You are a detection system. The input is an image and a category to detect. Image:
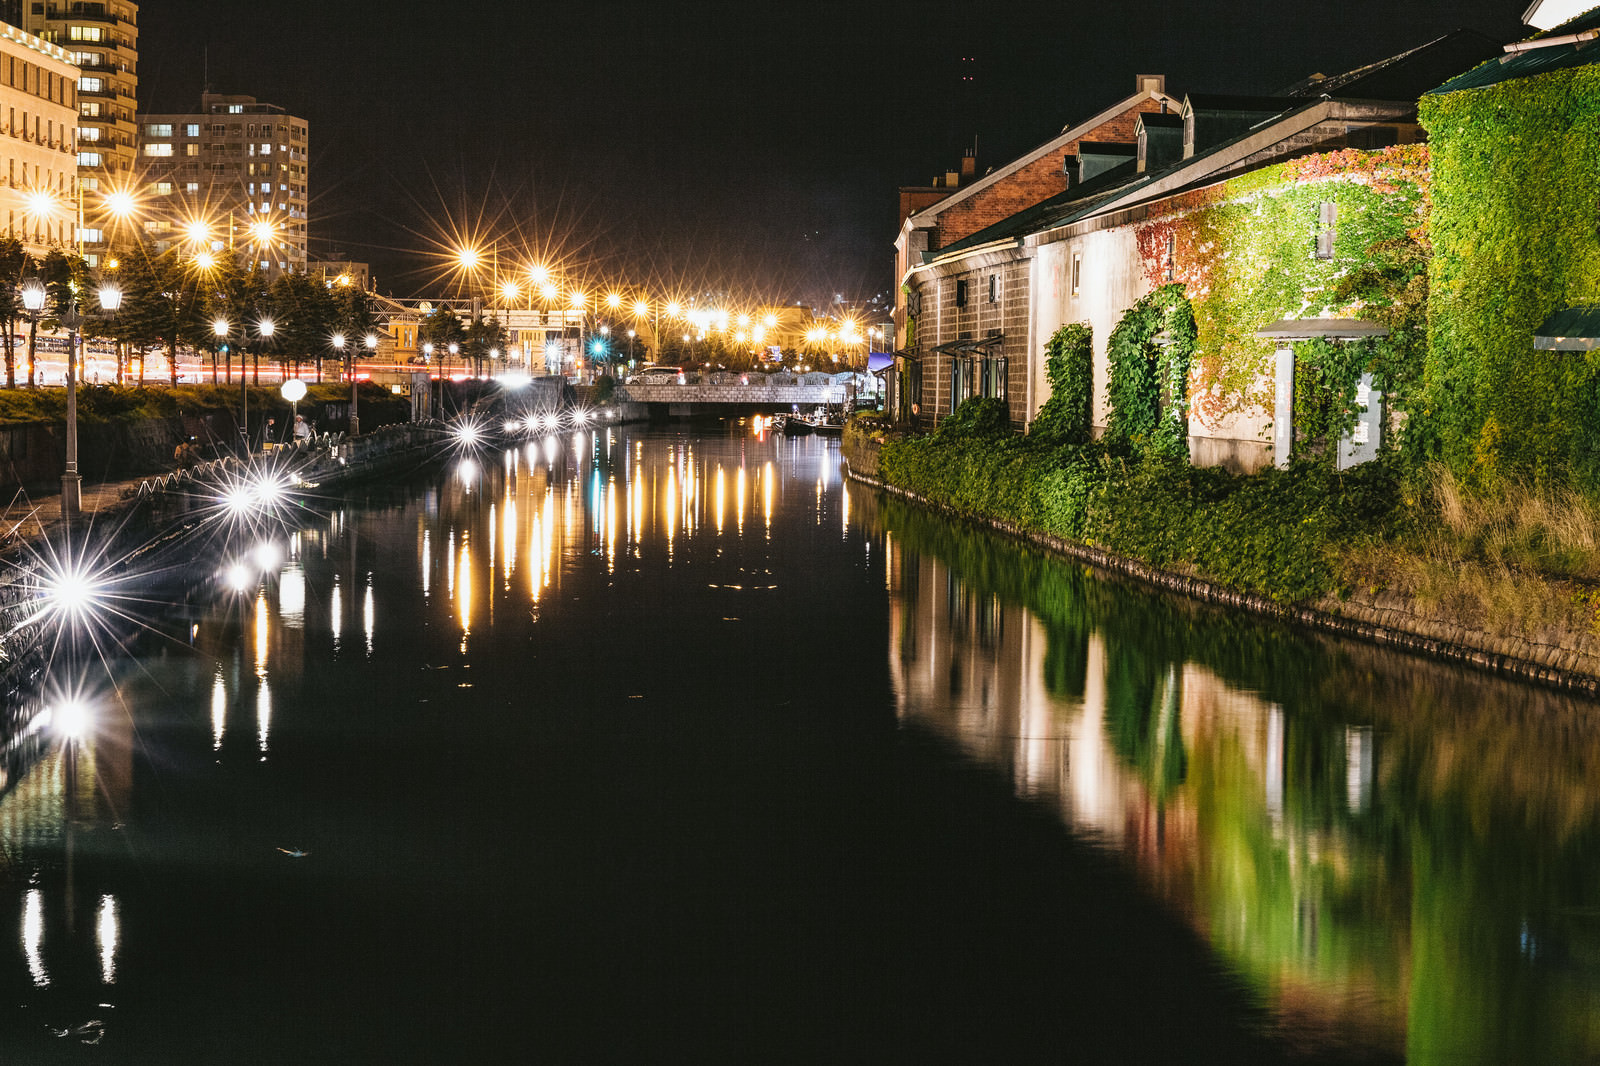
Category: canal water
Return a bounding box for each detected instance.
[0,423,1596,1063]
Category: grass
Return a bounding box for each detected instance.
[1336,464,1600,645]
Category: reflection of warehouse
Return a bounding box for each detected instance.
[884,538,1398,1049]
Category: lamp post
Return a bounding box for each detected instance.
[21,280,44,390]
[54,284,121,522]
[356,333,375,436]
[281,378,306,446]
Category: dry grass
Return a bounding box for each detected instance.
[1336,464,1600,644]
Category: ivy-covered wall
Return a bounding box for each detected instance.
[1131,145,1430,431]
[1418,65,1600,486]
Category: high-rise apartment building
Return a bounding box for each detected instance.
[135,93,308,274]
[14,0,138,267]
[0,23,78,252]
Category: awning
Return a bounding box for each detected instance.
[867,351,894,373]
[929,334,1006,356]
[1253,318,1389,341]
[1534,306,1600,351]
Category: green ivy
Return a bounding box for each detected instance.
[1419,64,1600,487]
[1291,336,1370,462]
[1031,322,1093,444]
[1105,284,1195,459]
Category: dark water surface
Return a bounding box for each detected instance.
[1,424,1597,1063]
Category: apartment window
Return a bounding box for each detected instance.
[154,181,173,196]
[260,143,272,154]
[1071,253,1082,296]
[185,143,198,156]
[145,123,172,137]
[79,101,99,117]
[69,25,103,41]
[954,279,968,308]
[143,142,172,157]
[78,77,103,93]
[184,123,199,136]
[1315,201,1337,259]
[77,151,101,166]
[185,182,199,194]
[209,123,225,135]
[79,126,100,141]
[988,275,998,303]
[227,105,243,114]
[78,227,102,242]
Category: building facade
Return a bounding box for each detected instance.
[16,0,138,267]
[0,22,76,252]
[892,32,1497,469]
[135,92,308,274]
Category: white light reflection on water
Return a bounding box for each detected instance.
[502,499,517,587]
[363,576,375,657]
[23,888,47,987]
[211,669,227,751]
[97,894,118,984]
[737,465,746,536]
[256,683,272,758]
[446,530,457,597]
[420,528,431,599]
[330,578,343,651]
[605,477,617,573]
[715,465,725,535]
[763,461,775,534]
[255,591,271,757]
[278,565,305,628]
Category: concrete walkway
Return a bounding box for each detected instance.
[1,474,158,553]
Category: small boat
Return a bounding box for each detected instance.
[781,416,814,435]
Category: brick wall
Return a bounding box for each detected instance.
[933,99,1169,250]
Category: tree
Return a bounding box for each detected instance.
[331,282,378,381]
[0,238,28,388]
[112,249,204,386]
[266,271,336,379]
[462,312,507,377]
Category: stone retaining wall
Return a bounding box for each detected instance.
[842,439,1600,696]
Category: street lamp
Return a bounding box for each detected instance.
[356,333,376,435]
[281,378,306,446]
[55,284,121,522]
[20,280,45,389]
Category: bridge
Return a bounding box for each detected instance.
[611,372,851,416]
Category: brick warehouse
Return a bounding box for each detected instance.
[890,30,1499,465]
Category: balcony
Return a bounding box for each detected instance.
[46,5,128,26]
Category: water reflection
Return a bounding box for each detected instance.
[875,496,1600,1064]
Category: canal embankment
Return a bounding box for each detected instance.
[843,424,1600,695]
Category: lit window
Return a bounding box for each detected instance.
[77,151,101,166]
[78,77,103,92]
[145,123,172,137]
[185,182,199,193]
[78,126,100,141]
[185,143,198,156]
[260,143,271,154]
[142,142,172,157]
[79,101,100,117]
[68,25,103,41]
[154,181,173,196]
[77,227,102,242]
[227,105,243,114]
[184,123,199,136]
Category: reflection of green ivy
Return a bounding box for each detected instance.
[1106,284,1195,458]
[1032,322,1093,444]
[1420,65,1600,487]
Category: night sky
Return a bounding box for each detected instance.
[135,1,1529,303]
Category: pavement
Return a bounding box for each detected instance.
[1,472,172,555]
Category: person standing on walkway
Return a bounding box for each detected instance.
[293,414,311,443]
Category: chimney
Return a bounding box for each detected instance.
[961,148,977,179]
[945,170,960,187]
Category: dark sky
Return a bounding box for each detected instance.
[136,1,1529,303]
